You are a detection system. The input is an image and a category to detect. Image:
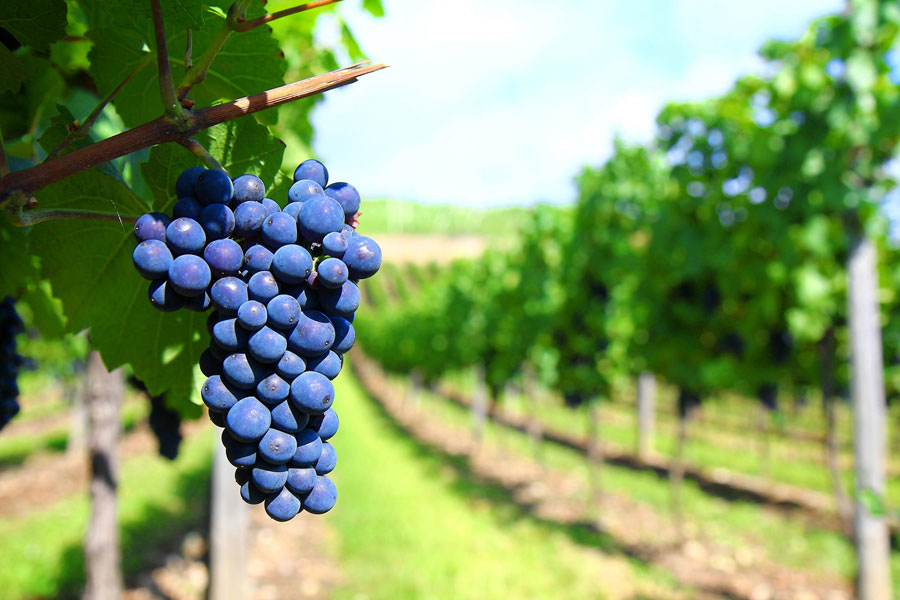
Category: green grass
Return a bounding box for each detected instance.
[327,369,680,600]
[0,427,213,599]
[0,399,149,468]
[396,374,899,587]
[358,198,534,235]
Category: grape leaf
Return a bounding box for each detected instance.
[0,0,67,52]
[0,217,37,297]
[362,0,385,18]
[0,45,27,93]
[28,169,205,401]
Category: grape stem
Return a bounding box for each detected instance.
[178,137,226,173]
[185,28,193,71]
[0,62,386,204]
[233,0,343,32]
[46,54,154,161]
[150,0,185,121]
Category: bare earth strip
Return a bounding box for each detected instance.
[377,234,487,265]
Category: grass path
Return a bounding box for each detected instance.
[325,370,679,600]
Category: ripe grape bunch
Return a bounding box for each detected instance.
[131,159,382,521]
[0,297,24,431]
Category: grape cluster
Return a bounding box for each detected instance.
[131,159,382,520]
[0,297,24,431]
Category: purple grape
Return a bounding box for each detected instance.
[258,428,298,464]
[201,375,239,412]
[148,280,183,312]
[240,480,266,504]
[304,476,337,514]
[270,399,308,432]
[285,467,317,495]
[248,326,287,364]
[343,235,382,279]
[321,232,348,258]
[290,428,323,465]
[316,281,360,316]
[168,254,211,297]
[289,371,334,414]
[330,317,355,354]
[265,487,301,521]
[271,245,313,284]
[275,351,305,381]
[248,271,280,304]
[316,257,348,289]
[287,310,335,357]
[237,300,267,331]
[297,196,344,242]
[256,373,290,404]
[261,212,298,249]
[227,396,271,442]
[176,166,205,198]
[195,169,234,205]
[232,174,266,204]
[222,430,257,468]
[173,196,204,220]
[213,318,250,351]
[199,349,221,377]
[203,238,243,278]
[282,202,302,219]
[308,408,338,440]
[288,179,324,203]
[251,461,287,493]
[199,203,236,240]
[222,353,266,389]
[182,291,212,312]
[244,243,274,274]
[315,442,336,475]
[306,351,342,380]
[165,217,206,256]
[266,295,300,330]
[133,239,173,280]
[324,182,360,218]
[261,198,281,215]
[210,277,248,315]
[234,201,268,238]
[293,159,328,187]
[133,212,170,242]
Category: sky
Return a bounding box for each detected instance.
[311,1,845,207]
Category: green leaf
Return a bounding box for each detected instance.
[362,0,385,18]
[0,0,67,52]
[20,280,66,340]
[0,46,27,93]
[28,169,205,401]
[0,216,37,297]
[340,21,365,62]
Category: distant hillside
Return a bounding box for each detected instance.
[355,198,535,235]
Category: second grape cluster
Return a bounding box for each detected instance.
[131,159,382,521]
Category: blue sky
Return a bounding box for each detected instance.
[311,1,844,207]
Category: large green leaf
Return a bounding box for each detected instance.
[0,0,67,52]
[85,3,285,129]
[0,46,27,93]
[0,217,37,297]
[28,169,205,401]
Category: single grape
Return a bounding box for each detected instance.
[232,174,266,204]
[265,487,301,521]
[330,317,355,354]
[282,202,302,219]
[203,238,244,278]
[201,375,239,412]
[251,462,288,493]
[222,430,257,468]
[271,245,313,284]
[133,212,170,242]
[306,351,342,380]
[297,196,344,242]
[308,408,338,440]
[208,410,227,428]
[226,396,271,442]
[222,353,266,389]
[240,480,267,504]
[315,442,336,475]
[270,399,308,432]
[288,179,324,203]
[291,428,323,466]
[213,318,250,351]
[176,166,206,198]
[275,351,305,381]
[234,201,268,239]
[266,294,300,330]
[133,239,173,280]
[248,326,287,364]
[316,281,361,316]
[182,291,212,312]
[287,310,335,357]
[261,198,281,215]
[173,196,204,220]
[289,371,334,414]
[324,182,361,218]
[165,217,206,256]
[256,373,290,404]
[321,231,348,258]
[285,467,317,495]
[244,243,274,274]
[258,428,298,464]
[237,300,267,331]
[343,235,382,279]
[195,169,234,205]
[148,280,184,312]
[293,159,329,187]
[261,212,298,248]
[168,255,211,297]
[316,257,349,289]
[248,271,280,304]
[303,476,337,514]
[199,203,236,240]
[210,277,249,315]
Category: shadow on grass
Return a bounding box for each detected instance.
[0,418,143,470]
[51,451,212,599]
